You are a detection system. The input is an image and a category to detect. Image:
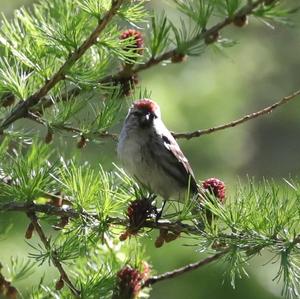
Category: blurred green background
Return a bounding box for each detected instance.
[1,0,300,298]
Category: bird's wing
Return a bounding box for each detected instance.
[157,127,198,194]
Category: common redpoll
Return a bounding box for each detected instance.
[117,99,199,203]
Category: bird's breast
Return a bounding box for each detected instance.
[117,128,145,175]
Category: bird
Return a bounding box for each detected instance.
[117,99,201,210]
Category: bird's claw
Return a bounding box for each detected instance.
[155,199,167,223]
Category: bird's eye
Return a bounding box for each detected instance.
[132,111,143,117]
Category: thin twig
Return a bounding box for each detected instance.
[27,112,118,140]
[30,88,300,142]
[173,89,300,139]
[143,249,229,288]
[109,216,200,235]
[27,212,81,297]
[0,0,124,132]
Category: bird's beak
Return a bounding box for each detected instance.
[144,113,151,121]
[140,112,154,127]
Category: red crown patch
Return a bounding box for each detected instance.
[133,99,158,113]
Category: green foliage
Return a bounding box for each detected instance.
[170,19,205,56]
[6,257,36,283]
[76,0,112,19]
[254,1,299,26]
[0,0,295,141]
[76,243,147,299]
[1,140,299,298]
[198,180,300,298]
[97,24,142,64]
[0,0,299,298]
[148,12,171,58]
[0,142,56,202]
[67,48,109,86]
[0,57,32,100]
[118,0,148,23]
[0,0,148,140]
[85,93,122,133]
[216,0,243,17]
[174,0,215,28]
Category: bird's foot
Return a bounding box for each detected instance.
[148,193,157,202]
[155,200,167,223]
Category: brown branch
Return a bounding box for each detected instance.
[3,201,300,245]
[2,199,300,293]
[20,0,288,143]
[1,201,80,218]
[143,249,229,288]
[109,216,200,235]
[27,212,81,297]
[3,201,300,247]
[0,267,19,298]
[0,201,199,235]
[173,89,300,139]
[0,0,124,132]
[101,0,265,81]
[25,0,266,115]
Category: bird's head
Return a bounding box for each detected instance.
[126,99,161,128]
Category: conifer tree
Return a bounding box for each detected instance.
[0,0,299,298]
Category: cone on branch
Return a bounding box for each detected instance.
[202,178,226,224]
[117,74,139,97]
[120,29,144,55]
[0,271,18,299]
[55,276,64,291]
[25,222,35,239]
[171,53,187,63]
[53,216,69,231]
[6,286,18,299]
[155,228,180,247]
[113,262,150,299]
[120,198,157,241]
[205,31,220,45]
[1,93,15,108]
[77,135,87,149]
[202,178,226,202]
[233,15,249,27]
[44,129,53,144]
